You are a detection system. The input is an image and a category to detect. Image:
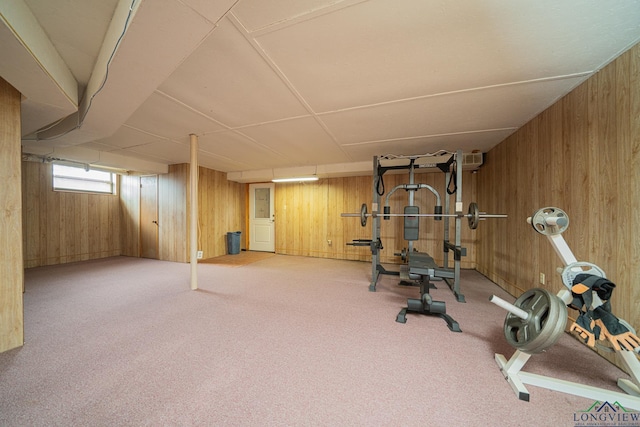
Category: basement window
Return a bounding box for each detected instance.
[52,164,116,195]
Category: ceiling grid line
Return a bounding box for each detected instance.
[8,0,640,177]
[227,11,353,160]
[316,72,596,117]
[341,127,521,147]
[244,0,370,37]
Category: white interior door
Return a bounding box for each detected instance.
[249,183,275,252]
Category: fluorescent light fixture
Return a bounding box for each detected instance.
[272,176,319,183]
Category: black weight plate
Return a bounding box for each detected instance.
[360,203,368,227]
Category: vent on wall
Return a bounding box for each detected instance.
[462,152,484,170]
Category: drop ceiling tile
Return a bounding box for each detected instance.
[167,134,260,171]
[107,147,172,165]
[232,0,359,32]
[198,151,251,172]
[125,139,192,164]
[92,125,161,149]
[21,100,73,136]
[237,116,350,165]
[126,92,226,139]
[77,141,120,152]
[198,130,294,170]
[81,0,217,135]
[159,17,308,128]
[181,0,238,24]
[255,0,640,112]
[342,129,516,161]
[320,76,585,145]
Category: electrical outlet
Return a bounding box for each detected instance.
[539,272,545,285]
[197,250,203,259]
[327,239,332,246]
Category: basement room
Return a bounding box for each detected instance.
[1,1,640,426]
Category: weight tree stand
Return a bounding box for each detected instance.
[492,207,640,410]
[368,150,467,302]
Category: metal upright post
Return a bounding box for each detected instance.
[407,160,415,254]
[442,170,450,270]
[370,155,380,291]
[453,149,464,302]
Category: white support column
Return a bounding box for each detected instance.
[190,134,198,290]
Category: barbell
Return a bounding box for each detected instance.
[341,202,507,230]
[491,289,567,354]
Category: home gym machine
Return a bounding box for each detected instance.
[342,150,506,330]
[490,207,640,410]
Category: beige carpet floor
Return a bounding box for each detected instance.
[1,255,636,426]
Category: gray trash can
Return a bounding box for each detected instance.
[226,231,241,255]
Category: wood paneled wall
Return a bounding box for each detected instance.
[152,164,246,263]
[158,164,188,262]
[274,169,478,268]
[118,164,246,263]
[275,176,373,260]
[120,175,141,257]
[22,161,121,268]
[198,167,245,259]
[0,78,23,352]
[477,43,640,363]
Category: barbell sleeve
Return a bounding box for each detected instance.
[489,295,529,320]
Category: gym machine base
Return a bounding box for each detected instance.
[491,207,640,411]
[395,252,461,332]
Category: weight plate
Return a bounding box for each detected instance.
[560,262,606,291]
[360,203,368,227]
[529,207,569,235]
[468,202,479,229]
[504,288,568,354]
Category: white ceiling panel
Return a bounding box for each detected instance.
[341,129,517,161]
[126,91,226,139]
[236,116,351,165]
[320,76,586,146]
[124,139,191,164]
[198,131,291,169]
[92,125,163,149]
[181,0,239,24]
[158,17,309,128]
[77,140,121,153]
[107,146,173,165]
[254,0,640,112]
[197,150,251,172]
[20,99,74,136]
[10,0,640,178]
[231,0,362,32]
